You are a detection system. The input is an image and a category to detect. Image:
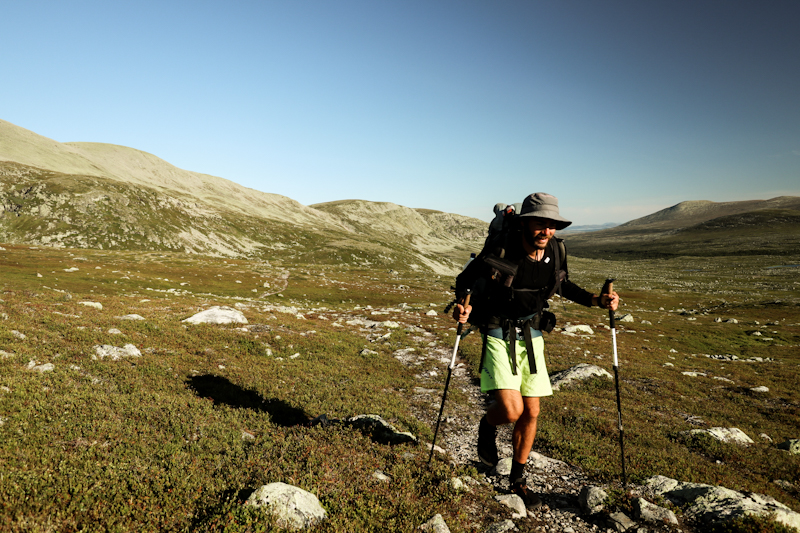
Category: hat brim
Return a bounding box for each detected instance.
[518,212,572,230]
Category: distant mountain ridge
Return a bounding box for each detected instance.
[566,197,800,258]
[0,119,486,273]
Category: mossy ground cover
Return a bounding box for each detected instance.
[1,244,799,531]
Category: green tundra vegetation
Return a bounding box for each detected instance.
[1,242,798,532]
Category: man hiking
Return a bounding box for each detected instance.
[452,192,619,508]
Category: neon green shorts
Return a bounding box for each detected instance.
[480,330,553,397]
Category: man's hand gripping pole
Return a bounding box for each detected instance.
[428,290,471,464]
[603,278,627,487]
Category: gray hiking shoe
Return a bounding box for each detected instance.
[477,417,498,467]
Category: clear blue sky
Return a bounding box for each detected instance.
[3,1,798,225]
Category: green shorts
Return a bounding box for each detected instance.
[480,330,553,398]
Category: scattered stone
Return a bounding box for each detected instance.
[634,497,678,525]
[607,511,636,532]
[616,314,634,323]
[425,310,437,316]
[760,433,773,443]
[482,519,517,533]
[579,485,608,514]
[372,470,390,482]
[27,361,54,373]
[241,430,255,441]
[682,372,706,377]
[360,349,378,356]
[108,328,123,335]
[750,331,762,336]
[183,306,247,325]
[380,321,400,328]
[117,314,145,320]
[726,318,739,324]
[346,414,417,445]
[11,330,26,340]
[246,482,327,530]
[78,301,103,310]
[714,317,722,323]
[420,514,450,533]
[93,344,142,361]
[774,480,796,491]
[64,267,79,272]
[550,364,612,391]
[494,457,513,477]
[750,386,769,393]
[563,325,594,335]
[777,440,800,455]
[0,350,14,359]
[495,493,527,518]
[449,477,465,491]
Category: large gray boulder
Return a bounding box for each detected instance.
[579,486,608,514]
[183,306,247,325]
[689,427,754,446]
[246,482,327,530]
[646,475,800,529]
[550,364,612,391]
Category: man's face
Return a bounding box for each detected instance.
[525,218,557,249]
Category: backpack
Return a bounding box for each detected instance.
[454,203,567,331]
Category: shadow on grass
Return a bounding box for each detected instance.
[186,374,309,427]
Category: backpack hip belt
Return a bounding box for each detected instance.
[479,316,539,376]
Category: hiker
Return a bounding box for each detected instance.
[452,192,618,509]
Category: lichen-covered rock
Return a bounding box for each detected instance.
[778,439,800,454]
[346,414,417,445]
[634,497,678,525]
[646,475,800,530]
[420,513,451,533]
[93,344,141,361]
[246,482,327,530]
[579,486,608,514]
[183,306,247,325]
[550,364,612,391]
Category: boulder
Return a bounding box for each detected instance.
[247,482,326,529]
[550,364,612,391]
[183,306,247,325]
[646,475,800,530]
[690,427,754,446]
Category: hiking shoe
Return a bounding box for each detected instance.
[511,482,542,509]
[477,417,498,467]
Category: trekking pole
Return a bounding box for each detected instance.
[428,290,471,464]
[603,278,627,487]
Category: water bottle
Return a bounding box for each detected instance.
[462,253,476,271]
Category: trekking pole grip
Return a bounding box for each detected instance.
[601,278,615,328]
[456,291,471,335]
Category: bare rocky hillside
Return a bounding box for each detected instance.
[0,119,486,272]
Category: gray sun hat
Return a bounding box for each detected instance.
[518,192,572,230]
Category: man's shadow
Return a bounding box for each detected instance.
[186,374,309,427]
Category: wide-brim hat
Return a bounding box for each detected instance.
[518,192,572,230]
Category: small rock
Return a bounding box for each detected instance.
[27,361,55,373]
[483,519,517,533]
[108,328,123,335]
[608,511,636,532]
[494,457,513,477]
[550,364,612,391]
[726,318,739,324]
[634,497,678,525]
[78,301,103,310]
[420,513,451,533]
[246,482,327,530]
[11,330,26,340]
[425,310,437,316]
[93,344,142,361]
[750,386,769,393]
[372,470,390,482]
[579,485,608,514]
[777,440,800,455]
[183,306,247,325]
[616,314,634,323]
[495,494,527,518]
[689,427,754,446]
[564,324,594,335]
[117,314,145,321]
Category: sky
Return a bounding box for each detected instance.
[2,1,799,225]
